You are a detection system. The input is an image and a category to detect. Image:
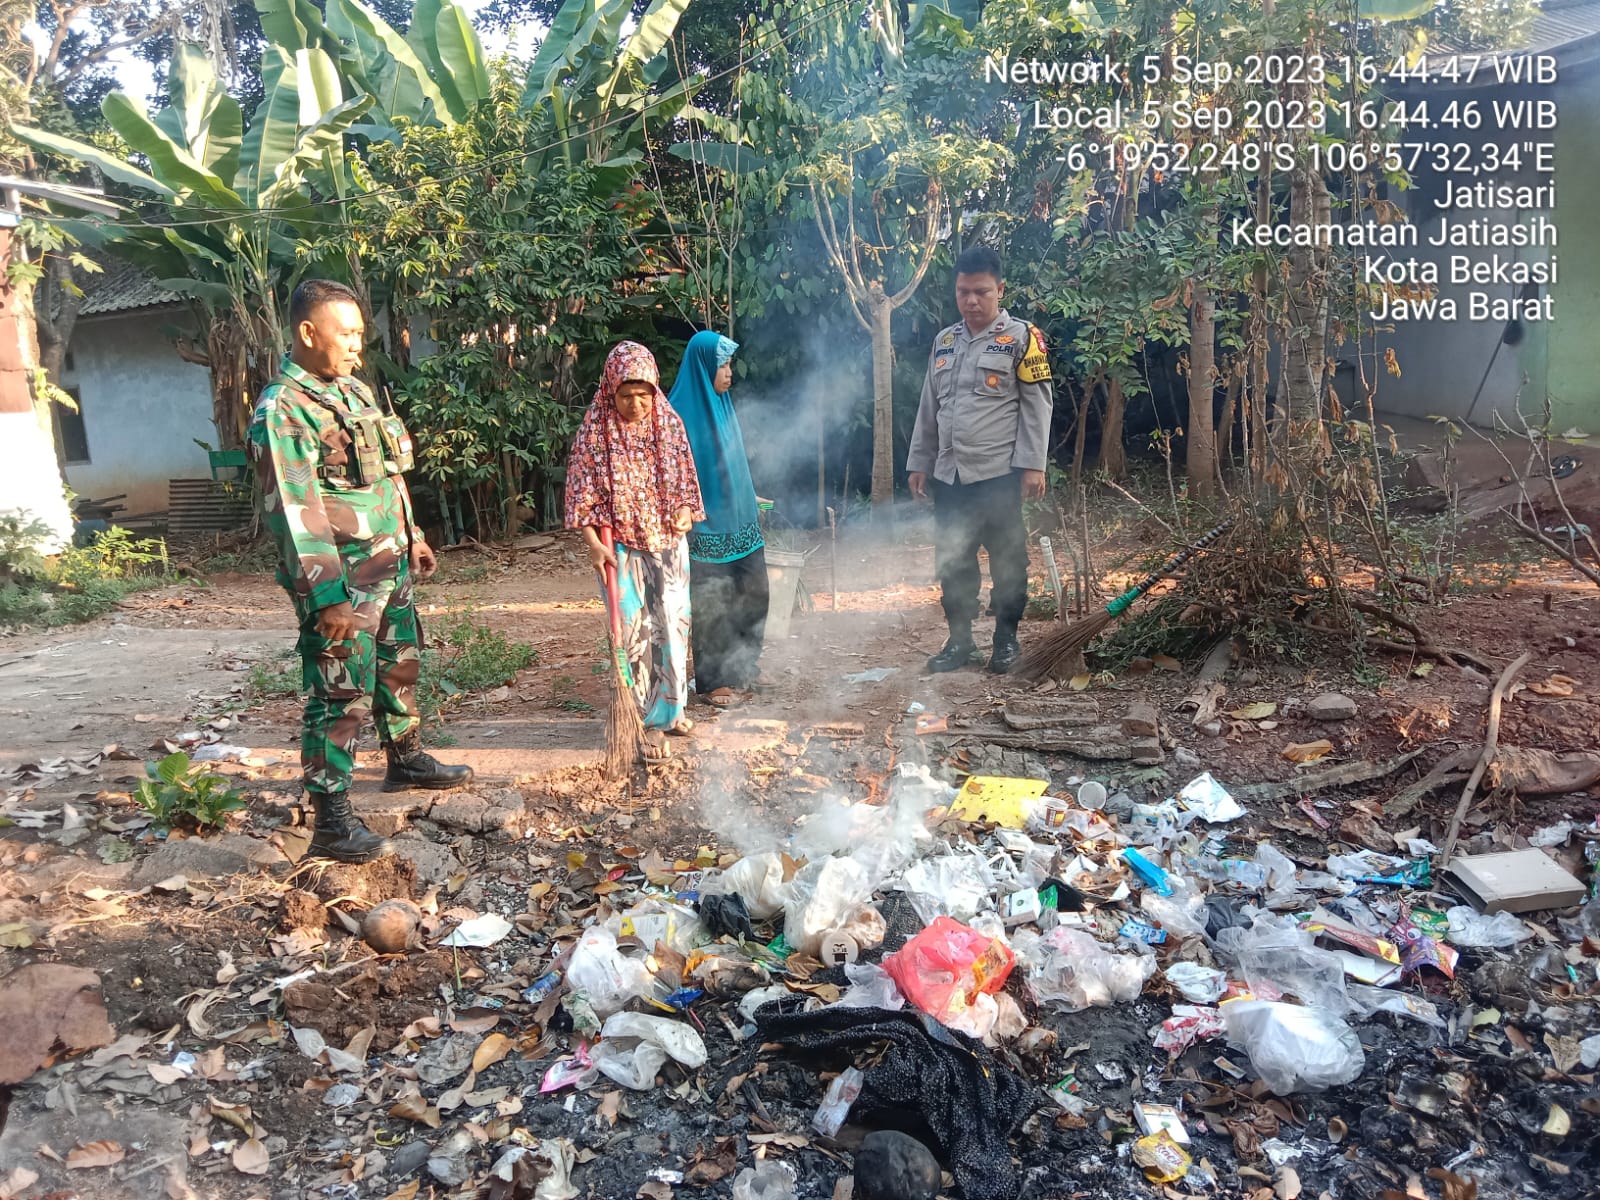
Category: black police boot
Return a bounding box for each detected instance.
[988,623,1022,674]
[383,729,475,792]
[308,791,392,863]
[926,625,979,674]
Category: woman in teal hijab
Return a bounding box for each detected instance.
[667,331,769,702]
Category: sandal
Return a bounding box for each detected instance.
[706,688,740,709]
[641,731,672,764]
[665,717,696,737]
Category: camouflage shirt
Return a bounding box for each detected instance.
[249,359,417,612]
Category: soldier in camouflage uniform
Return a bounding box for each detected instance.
[250,279,472,863]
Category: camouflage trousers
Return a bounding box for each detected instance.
[291,567,421,796]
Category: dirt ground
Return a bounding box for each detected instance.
[2,507,1598,1200]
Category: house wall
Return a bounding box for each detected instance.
[1544,73,1600,434]
[60,308,215,514]
[1371,66,1598,435]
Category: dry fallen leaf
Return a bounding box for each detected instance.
[388,1088,442,1129]
[232,1139,269,1176]
[66,1140,126,1169]
[1412,661,1434,678]
[472,1032,513,1073]
[597,1091,623,1127]
[1529,674,1577,697]
[1543,1103,1571,1136]
[637,1183,674,1200]
[1068,673,1091,691]
[1229,702,1278,720]
[1282,739,1334,763]
[1152,654,1182,672]
[0,1167,41,1198]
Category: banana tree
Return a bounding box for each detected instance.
[522,0,698,173]
[14,39,373,448]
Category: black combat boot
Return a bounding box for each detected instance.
[383,729,474,792]
[988,622,1022,674]
[926,624,979,674]
[308,791,392,863]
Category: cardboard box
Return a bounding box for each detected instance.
[1443,849,1586,914]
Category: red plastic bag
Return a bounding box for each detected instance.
[883,916,1015,1025]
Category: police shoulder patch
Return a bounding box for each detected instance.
[937,329,957,349]
[1017,324,1052,384]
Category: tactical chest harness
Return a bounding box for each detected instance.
[304,382,415,487]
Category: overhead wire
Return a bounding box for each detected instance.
[28,0,878,233]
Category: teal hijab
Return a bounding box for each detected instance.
[667,331,764,563]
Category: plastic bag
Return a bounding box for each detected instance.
[1222,1000,1364,1094]
[783,857,872,956]
[731,1160,797,1200]
[1446,905,1533,948]
[813,1065,865,1136]
[838,904,886,951]
[591,1011,707,1090]
[901,851,994,925]
[606,898,705,956]
[882,915,1015,1028]
[1024,927,1155,1011]
[701,853,787,920]
[1164,962,1227,1004]
[1141,878,1207,937]
[1217,915,1349,1017]
[847,763,948,886]
[836,961,905,1010]
[566,927,655,1018]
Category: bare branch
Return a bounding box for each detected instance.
[887,190,942,309]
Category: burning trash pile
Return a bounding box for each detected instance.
[497,765,1599,1198]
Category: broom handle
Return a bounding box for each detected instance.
[598,527,631,683]
[1105,522,1231,616]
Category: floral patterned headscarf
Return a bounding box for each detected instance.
[564,342,704,553]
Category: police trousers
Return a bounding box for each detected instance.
[932,470,1029,633]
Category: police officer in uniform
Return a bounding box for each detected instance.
[906,246,1053,674]
[250,279,472,863]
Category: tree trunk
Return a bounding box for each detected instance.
[1217,365,1243,467]
[1187,279,1218,500]
[868,285,895,508]
[1068,373,1094,495]
[35,255,82,384]
[1099,377,1127,478]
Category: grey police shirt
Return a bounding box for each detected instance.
[904,308,1054,486]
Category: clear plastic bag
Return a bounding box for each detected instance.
[700,853,787,920]
[591,1011,708,1090]
[566,926,655,1018]
[606,898,705,956]
[901,850,994,925]
[1141,878,1207,937]
[1217,914,1349,1016]
[1446,905,1533,948]
[1164,961,1227,1003]
[731,1160,797,1200]
[1025,927,1155,1011]
[782,856,872,956]
[1221,1000,1364,1094]
[836,961,905,1010]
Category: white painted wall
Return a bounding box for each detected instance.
[60,308,215,514]
[0,411,73,552]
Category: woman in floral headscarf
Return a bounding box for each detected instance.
[566,342,705,743]
[667,331,769,706]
